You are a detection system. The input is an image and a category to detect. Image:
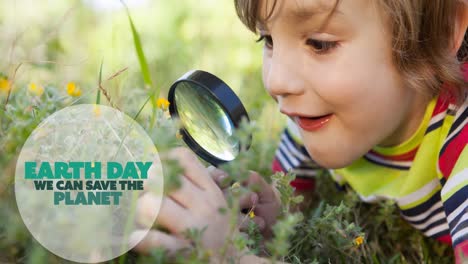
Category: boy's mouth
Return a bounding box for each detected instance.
[294,114,333,131]
[279,109,333,131]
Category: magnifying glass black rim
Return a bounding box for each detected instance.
[168,70,251,166]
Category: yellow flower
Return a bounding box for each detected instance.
[28,83,44,96]
[231,182,241,189]
[354,236,364,247]
[67,82,82,97]
[0,77,11,93]
[156,98,170,110]
[176,131,183,139]
[249,211,255,219]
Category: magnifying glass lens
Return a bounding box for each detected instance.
[174,82,239,161]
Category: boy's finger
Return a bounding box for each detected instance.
[136,192,163,228]
[207,166,229,188]
[241,171,279,204]
[240,171,268,189]
[130,229,192,256]
[157,197,192,233]
[238,213,265,232]
[239,192,258,209]
[137,194,189,232]
[169,147,218,192]
[168,176,206,209]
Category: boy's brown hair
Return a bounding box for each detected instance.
[234,0,468,104]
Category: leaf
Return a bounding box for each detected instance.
[133,93,152,120]
[291,195,304,204]
[120,0,159,99]
[96,59,103,104]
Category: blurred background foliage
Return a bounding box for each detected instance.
[0,0,456,263]
[0,0,285,195]
[0,0,278,122]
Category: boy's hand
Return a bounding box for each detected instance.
[131,147,235,258]
[209,167,281,240]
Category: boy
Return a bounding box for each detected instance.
[133,0,468,263]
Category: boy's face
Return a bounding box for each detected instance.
[260,0,427,168]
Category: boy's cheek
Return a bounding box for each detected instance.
[309,62,379,106]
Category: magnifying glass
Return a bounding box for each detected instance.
[168,70,251,166]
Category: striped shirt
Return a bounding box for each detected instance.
[272,89,468,259]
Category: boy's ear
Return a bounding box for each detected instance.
[452,1,468,56]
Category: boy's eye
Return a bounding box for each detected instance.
[306,39,338,54]
[256,35,273,49]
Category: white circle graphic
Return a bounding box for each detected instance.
[15,104,164,263]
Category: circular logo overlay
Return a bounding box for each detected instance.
[15,104,164,263]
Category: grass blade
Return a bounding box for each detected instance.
[120,0,159,99]
[96,59,103,104]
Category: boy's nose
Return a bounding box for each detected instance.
[263,53,305,98]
